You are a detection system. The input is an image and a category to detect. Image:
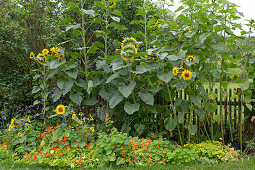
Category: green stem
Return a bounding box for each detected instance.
[166,83,183,146]
[80,0,88,84]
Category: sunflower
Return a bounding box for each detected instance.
[109,2,116,8]
[8,124,14,131]
[11,118,15,124]
[78,121,82,125]
[50,47,56,53]
[56,105,65,115]
[36,53,47,64]
[156,19,164,28]
[89,113,94,120]
[18,132,22,137]
[173,67,178,76]
[182,70,192,80]
[27,116,31,123]
[30,52,34,59]
[90,126,95,132]
[42,49,49,54]
[72,114,76,119]
[186,55,195,63]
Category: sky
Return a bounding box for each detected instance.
[154,0,255,36]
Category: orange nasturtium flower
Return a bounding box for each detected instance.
[56,105,65,115]
[33,155,38,160]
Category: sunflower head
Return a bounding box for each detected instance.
[42,49,49,54]
[78,121,82,125]
[90,126,95,132]
[18,132,22,137]
[72,114,76,119]
[56,105,65,115]
[186,55,195,63]
[8,124,14,131]
[173,67,178,76]
[27,116,31,123]
[30,52,34,59]
[182,70,192,80]
[109,2,116,8]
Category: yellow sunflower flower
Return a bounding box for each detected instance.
[18,132,22,137]
[78,121,82,125]
[72,114,76,119]
[156,19,164,28]
[173,67,178,76]
[30,52,34,59]
[186,55,195,63]
[42,49,49,54]
[109,2,116,8]
[27,116,31,123]
[11,118,15,124]
[56,105,65,115]
[8,124,14,131]
[50,47,56,53]
[182,70,192,80]
[89,113,94,120]
[90,126,95,132]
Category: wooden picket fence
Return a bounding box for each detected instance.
[153,87,246,141]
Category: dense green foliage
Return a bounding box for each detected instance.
[0,0,254,168]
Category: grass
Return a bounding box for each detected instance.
[203,79,253,90]
[0,157,255,170]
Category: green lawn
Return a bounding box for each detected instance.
[203,79,253,91]
[0,158,255,170]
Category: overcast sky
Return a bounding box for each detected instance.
[156,0,255,35]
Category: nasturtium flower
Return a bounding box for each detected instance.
[182,70,192,80]
[18,132,22,137]
[186,55,195,63]
[90,126,95,132]
[105,116,109,120]
[109,2,116,8]
[173,67,178,76]
[30,52,34,59]
[33,155,38,160]
[27,116,31,123]
[72,114,76,119]
[42,49,49,54]
[56,105,65,115]
[188,28,192,33]
[78,121,82,124]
